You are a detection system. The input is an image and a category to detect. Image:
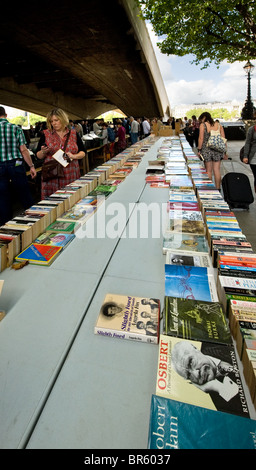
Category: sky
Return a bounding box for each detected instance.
[147,23,256,111]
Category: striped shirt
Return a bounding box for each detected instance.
[0,118,27,162]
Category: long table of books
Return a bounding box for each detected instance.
[0,136,256,449]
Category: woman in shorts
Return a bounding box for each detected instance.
[197,112,227,190]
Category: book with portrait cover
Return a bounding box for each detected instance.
[148,395,256,449]
[163,296,231,344]
[165,264,218,302]
[15,243,62,266]
[156,335,250,418]
[94,293,160,344]
[165,249,212,268]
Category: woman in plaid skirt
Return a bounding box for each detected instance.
[36,108,85,199]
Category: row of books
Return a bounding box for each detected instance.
[91,134,256,448]
[0,139,155,270]
[150,135,256,448]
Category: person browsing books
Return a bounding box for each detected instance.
[36,108,85,199]
[197,112,228,190]
[0,106,37,225]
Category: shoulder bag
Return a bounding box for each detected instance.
[42,131,71,182]
[207,124,227,153]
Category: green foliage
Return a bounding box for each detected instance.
[137,0,256,68]
[10,113,45,127]
[10,116,26,126]
[185,108,239,120]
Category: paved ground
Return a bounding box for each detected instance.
[220,139,256,252]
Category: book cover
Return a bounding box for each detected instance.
[163,233,209,254]
[165,249,212,268]
[163,296,231,344]
[156,335,250,418]
[15,243,62,266]
[34,232,75,249]
[148,395,256,449]
[168,202,199,212]
[46,220,80,234]
[167,219,205,235]
[165,264,218,302]
[57,204,97,224]
[168,210,203,221]
[94,293,160,344]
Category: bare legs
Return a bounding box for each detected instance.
[205,160,221,190]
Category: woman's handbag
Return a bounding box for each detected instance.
[42,160,64,181]
[42,131,71,182]
[207,125,226,153]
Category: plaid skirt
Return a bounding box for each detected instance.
[41,160,80,199]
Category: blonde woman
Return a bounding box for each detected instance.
[37,108,85,198]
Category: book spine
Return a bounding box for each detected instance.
[94,327,158,344]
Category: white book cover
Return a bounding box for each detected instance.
[52,149,69,167]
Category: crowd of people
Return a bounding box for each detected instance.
[1,103,256,227]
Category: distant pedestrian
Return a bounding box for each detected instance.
[130,116,140,144]
[0,106,36,225]
[142,117,151,138]
[242,113,256,191]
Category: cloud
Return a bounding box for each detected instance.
[147,22,256,107]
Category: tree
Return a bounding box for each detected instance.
[137,0,256,68]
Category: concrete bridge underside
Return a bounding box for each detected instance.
[0,0,170,120]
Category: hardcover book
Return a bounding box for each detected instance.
[156,335,250,418]
[168,210,203,221]
[165,249,212,268]
[163,233,209,254]
[94,293,160,344]
[165,264,218,302]
[148,395,256,449]
[167,218,205,235]
[163,296,231,344]
[15,243,62,266]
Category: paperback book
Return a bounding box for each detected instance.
[45,220,80,234]
[94,293,160,344]
[148,395,256,449]
[34,232,75,249]
[165,264,218,302]
[217,275,256,312]
[156,335,250,418]
[15,243,62,266]
[163,296,231,344]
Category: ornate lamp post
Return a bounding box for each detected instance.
[241,60,255,120]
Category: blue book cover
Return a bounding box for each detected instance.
[35,232,75,248]
[165,264,218,302]
[148,395,256,449]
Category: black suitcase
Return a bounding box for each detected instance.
[222,172,254,210]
